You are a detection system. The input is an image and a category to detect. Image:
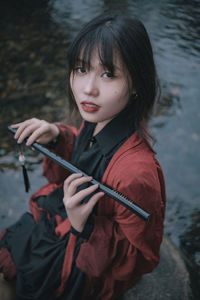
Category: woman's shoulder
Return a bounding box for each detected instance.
[105,131,160,177]
[103,132,166,216]
[103,131,165,203]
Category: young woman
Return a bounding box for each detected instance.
[0,14,166,300]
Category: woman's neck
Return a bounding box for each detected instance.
[93,118,112,136]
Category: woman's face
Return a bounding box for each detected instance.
[70,49,135,133]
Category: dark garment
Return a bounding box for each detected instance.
[0,105,135,300]
[71,103,135,181]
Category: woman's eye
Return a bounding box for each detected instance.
[103,72,114,78]
[76,67,86,74]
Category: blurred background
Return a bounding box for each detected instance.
[0,0,199,298]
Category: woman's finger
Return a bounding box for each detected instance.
[25,124,50,145]
[64,173,92,192]
[63,173,83,192]
[14,119,38,140]
[17,123,41,144]
[65,183,99,208]
[66,176,93,197]
[11,122,25,129]
[83,191,105,214]
[13,122,29,139]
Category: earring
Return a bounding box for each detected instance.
[132,93,138,99]
[18,145,31,193]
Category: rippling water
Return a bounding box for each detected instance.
[0,0,199,251]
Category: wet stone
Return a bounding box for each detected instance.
[180,211,200,300]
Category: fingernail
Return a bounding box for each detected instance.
[76,173,82,177]
[26,140,32,146]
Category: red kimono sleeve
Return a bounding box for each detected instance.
[42,122,79,184]
[29,122,82,222]
[76,156,165,299]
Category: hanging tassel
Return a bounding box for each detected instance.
[19,153,31,192]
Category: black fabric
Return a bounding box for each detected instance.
[71,102,135,180]
[0,104,135,299]
[0,212,68,300]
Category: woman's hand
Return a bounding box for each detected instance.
[11,118,60,146]
[63,173,104,232]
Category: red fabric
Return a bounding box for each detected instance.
[30,183,61,222]
[0,247,16,280]
[42,122,79,184]
[29,122,79,223]
[0,228,6,240]
[55,218,71,238]
[29,123,80,295]
[0,122,166,300]
[75,132,166,299]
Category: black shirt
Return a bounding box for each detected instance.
[70,103,135,182]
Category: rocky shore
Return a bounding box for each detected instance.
[180,212,200,300]
[121,235,193,300]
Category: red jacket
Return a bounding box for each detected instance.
[1,122,166,300]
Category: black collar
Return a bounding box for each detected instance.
[88,104,135,156]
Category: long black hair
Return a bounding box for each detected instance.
[67,14,159,148]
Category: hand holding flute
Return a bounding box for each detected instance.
[11,118,59,146]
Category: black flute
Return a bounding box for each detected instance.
[8,126,150,221]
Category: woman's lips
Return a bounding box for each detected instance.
[80,101,100,112]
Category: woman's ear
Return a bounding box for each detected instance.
[131,85,137,94]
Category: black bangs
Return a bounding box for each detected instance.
[68,23,118,74]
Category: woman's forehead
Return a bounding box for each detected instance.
[77,46,124,70]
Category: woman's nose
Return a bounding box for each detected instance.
[83,76,99,97]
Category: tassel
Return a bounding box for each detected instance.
[19,153,31,192]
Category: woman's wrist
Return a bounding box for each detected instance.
[70,216,94,240]
[46,124,60,148]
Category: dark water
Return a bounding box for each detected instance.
[0,0,200,296]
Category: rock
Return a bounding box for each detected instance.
[120,235,193,300]
[0,274,16,300]
[180,212,200,300]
